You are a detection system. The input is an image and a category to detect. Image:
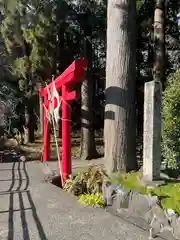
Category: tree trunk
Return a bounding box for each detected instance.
[57,22,65,138]
[24,105,30,144]
[136,87,144,136]
[153,0,166,88]
[80,18,99,160]
[24,99,35,144]
[104,0,137,175]
[148,26,154,81]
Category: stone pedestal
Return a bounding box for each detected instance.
[143,80,162,181]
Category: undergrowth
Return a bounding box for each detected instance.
[111,171,180,214]
[78,193,105,208]
[111,171,148,195]
[162,70,180,169]
[63,166,180,213]
[63,166,108,196]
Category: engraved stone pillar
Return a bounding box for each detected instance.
[143,80,162,181]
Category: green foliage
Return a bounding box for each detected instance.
[1,0,57,88]
[14,57,30,79]
[162,70,180,169]
[63,166,108,196]
[153,183,180,214]
[65,169,180,212]
[111,171,149,195]
[136,0,143,10]
[111,171,180,214]
[1,8,24,57]
[24,10,56,78]
[78,193,105,208]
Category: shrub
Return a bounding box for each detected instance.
[162,70,180,169]
[111,171,180,214]
[63,166,108,196]
[78,193,105,208]
[111,171,149,195]
[153,182,180,214]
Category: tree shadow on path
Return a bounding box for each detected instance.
[0,154,48,240]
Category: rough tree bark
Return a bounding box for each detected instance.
[104,0,138,175]
[23,90,37,143]
[57,22,66,138]
[24,96,36,144]
[153,0,166,88]
[80,17,99,160]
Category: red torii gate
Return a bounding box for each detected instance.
[40,59,88,183]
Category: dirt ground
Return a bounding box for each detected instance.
[2,136,104,162]
[1,129,142,165]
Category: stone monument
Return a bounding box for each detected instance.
[143,80,162,182]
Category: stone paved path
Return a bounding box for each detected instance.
[0,157,159,240]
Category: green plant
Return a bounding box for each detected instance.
[162,70,180,169]
[63,172,87,196]
[78,193,105,208]
[63,166,108,196]
[111,171,180,214]
[153,183,180,214]
[111,171,149,195]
